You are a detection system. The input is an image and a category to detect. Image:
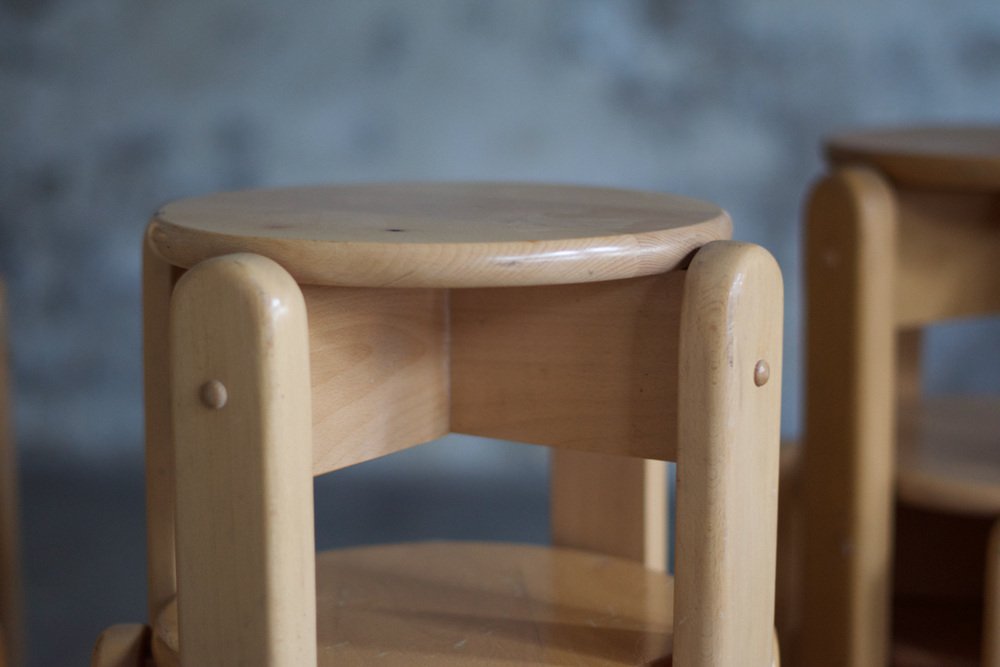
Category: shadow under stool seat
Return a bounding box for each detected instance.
[90,183,784,667]
[799,127,1000,667]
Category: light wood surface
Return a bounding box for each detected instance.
[896,396,1000,515]
[148,183,731,288]
[128,185,784,666]
[893,189,1000,326]
[155,541,676,666]
[90,625,150,667]
[143,239,179,622]
[304,285,448,475]
[801,167,898,667]
[171,254,316,666]
[550,450,667,571]
[451,272,685,461]
[0,285,22,667]
[803,127,1000,667]
[674,241,783,667]
[771,440,998,667]
[827,126,1000,191]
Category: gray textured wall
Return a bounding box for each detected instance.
[3,0,1000,456]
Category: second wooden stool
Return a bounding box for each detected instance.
[801,127,1000,667]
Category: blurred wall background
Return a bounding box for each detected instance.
[2,1,1000,665]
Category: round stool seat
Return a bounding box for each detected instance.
[148,183,730,288]
[896,396,1000,515]
[826,126,1000,191]
[153,541,677,666]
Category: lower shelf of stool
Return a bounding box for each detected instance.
[153,541,678,666]
[897,395,1000,515]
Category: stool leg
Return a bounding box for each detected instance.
[674,241,783,667]
[90,625,150,667]
[984,519,1000,667]
[802,167,897,667]
[143,238,178,624]
[551,450,667,571]
[171,254,316,667]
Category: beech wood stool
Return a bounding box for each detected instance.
[0,284,22,667]
[800,127,1000,667]
[90,183,784,667]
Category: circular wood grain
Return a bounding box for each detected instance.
[896,396,1000,515]
[149,183,730,288]
[154,541,675,666]
[826,126,1000,191]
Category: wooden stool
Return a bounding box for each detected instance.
[800,127,1000,667]
[0,284,22,667]
[90,183,784,667]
